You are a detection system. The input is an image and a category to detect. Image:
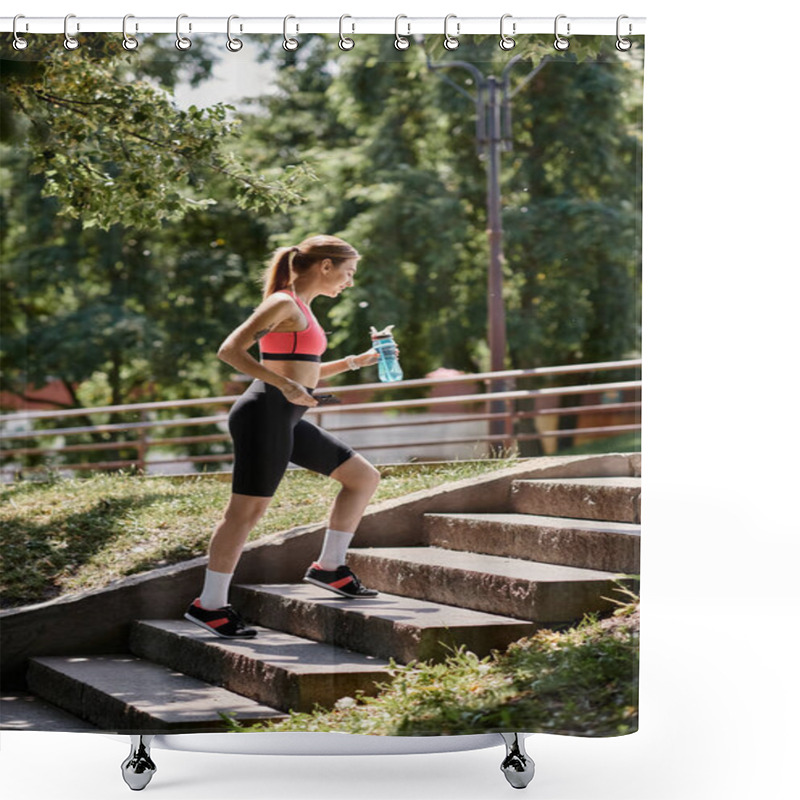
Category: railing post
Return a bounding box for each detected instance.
[505,376,517,454]
[136,410,149,474]
[484,376,505,457]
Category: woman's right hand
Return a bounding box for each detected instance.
[280,379,318,407]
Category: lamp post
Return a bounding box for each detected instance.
[426,51,548,444]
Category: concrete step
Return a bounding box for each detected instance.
[424,512,641,573]
[130,620,391,714]
[0,693,99,731]
[27,655,286,733]
[511,477,642,523]
[346,547,624,622]
[233,584,536,664]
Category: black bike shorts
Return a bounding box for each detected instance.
[228,380,355,497]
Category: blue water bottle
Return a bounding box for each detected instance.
[370,325,403,382]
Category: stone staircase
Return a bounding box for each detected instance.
[21,470,641,734]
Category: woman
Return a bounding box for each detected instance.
[185,235,384,639]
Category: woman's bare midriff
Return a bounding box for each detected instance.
[261,359,321,390]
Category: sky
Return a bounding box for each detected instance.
[171,42,276,109]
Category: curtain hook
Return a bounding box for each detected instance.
[443,14,460,50]
[175,14,192,50]
[499,14,516,51]
[12,14,29,51]
[283,15,299,51]
[122,15,139,51]
[500,14,517,50]
[554,14,570,51]
[394,15,410,51]
[339,15,355,50]
[226,15,243,52]
[63,13,79,51]
[616,15,632,51]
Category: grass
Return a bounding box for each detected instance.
[558,431,641,456]
[225,586,639,738]
[0,459,515,609]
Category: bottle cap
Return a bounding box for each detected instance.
[369,324,395,339]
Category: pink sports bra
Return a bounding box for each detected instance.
[260,290,327,363]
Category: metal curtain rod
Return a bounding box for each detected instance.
[1,15,646,36]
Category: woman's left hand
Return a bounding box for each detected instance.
[357,349,380,368]
[356,346,399,368]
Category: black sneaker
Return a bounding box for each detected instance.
[184,599,257,638]
[303,563,379,598]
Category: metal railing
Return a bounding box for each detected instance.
[0,359,641,479]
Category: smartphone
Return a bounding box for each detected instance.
[313,393,341,405]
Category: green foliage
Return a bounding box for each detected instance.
[1,34,315,417]
[242,35,643,377]
[0,159,262,408]
[1,35,313,230]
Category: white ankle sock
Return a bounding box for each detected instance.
[316,529,354,571]
[198,569,233,610]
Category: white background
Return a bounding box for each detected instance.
[3,0,799,798]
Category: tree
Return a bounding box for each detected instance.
[1,34,313,230]
[235,35,643,378]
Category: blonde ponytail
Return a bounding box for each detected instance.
[262,236,359,298]
[262,246,299,297]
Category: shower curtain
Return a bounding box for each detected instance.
[1,20,642,751]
